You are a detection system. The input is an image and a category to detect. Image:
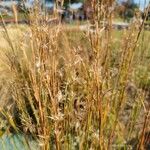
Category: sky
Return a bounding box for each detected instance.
[134,0,150,10]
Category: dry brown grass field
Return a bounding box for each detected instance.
[0,1,150,150]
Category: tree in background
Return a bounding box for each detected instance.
[63,0,84,6]
[116,0,139,21]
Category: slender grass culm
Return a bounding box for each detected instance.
[0,0,150,150]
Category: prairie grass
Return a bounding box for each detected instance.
[0,1,150,150]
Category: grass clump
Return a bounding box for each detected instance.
[0,1,150,150]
